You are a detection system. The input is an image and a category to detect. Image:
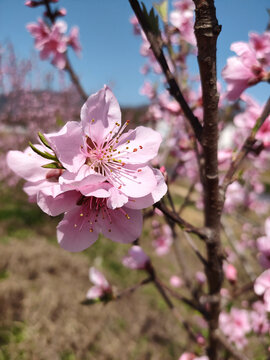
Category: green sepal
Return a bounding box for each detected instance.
[81,298,102,306]
[29,142,58,161]
[41,162,63,169]
[154,0,168,23]
[38,132,52,149]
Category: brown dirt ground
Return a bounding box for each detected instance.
[0,237,185,360]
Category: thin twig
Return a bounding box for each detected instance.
[115,277,152,300]
[183,231,208,266]
[155,201,208,241]
[221,219,256,281]
[178,182,195,215]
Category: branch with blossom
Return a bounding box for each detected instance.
[3,0,270,359]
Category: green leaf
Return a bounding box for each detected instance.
[29,142,58,161]
[38,132,52,149]
[141,2,160,36]
[42,162,63,169]
[154,0,168,23]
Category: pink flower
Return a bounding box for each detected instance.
[234,95,270,148]
[27,19,68,69]
[6,86,167,253]
[223,263,238,283]
[249,31,270,65]
[250,301,270,334]
[67,27,81,54]
[130,15,140,35]
[6,145,62,201]
[254,269,270,311]
[179,353,195,360]
[195,271,206,285]
[257,217,270,269]
[219,308,251,349]
[47,86,165,199]
[222,35,269,101]
[140,81,156,100]
[170,0,196,46]
[152,223,173,256]
[38,182,144,252]
[179,354,208,360]
[122,246,150,270]
[86,267,112,300]
[170,275,183,288]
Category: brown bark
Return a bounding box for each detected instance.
[193,1,223,359]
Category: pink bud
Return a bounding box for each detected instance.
[170,275,183,288]
[58,8,67,16]
[196,334,205,346]
[160,166,166,174]
[25,0,40,7]
[195,271,206,284]
[224,263,238,283]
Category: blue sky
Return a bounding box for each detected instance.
[0,0,269,106]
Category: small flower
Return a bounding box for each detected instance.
[219,308,251,349]
[223,263,238,284]
[222,33,270,101]
[86,267,112,300]
[170,275,183,288]
[122,246,150,270]
[254,269,270,312]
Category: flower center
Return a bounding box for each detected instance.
[74,196,130,234]
[80,119,144,189]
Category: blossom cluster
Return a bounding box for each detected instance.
[27,18,81,69]
[222,31,270,100]
[7,86,167,252]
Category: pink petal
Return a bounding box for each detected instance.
[110,165,157,198]
[107,187,128,209]
[264,288,270,312]
[59,168,106,192]
[6,147,49,182]
[23,180,61,200]
[46,121,85,172]
[89,267,109,288]
[37,190,79,216]
[81,86,121,147]
[265,217,270,236]
[116,126,162,164]
[57,207,98,252]
[86,286,103,299]
[98,207,143,243]
[126,168,167,209]
[254,269,270,296]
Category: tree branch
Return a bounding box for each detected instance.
[221,97,270,192]
[155,201,208,241]
[193,1,222,358]
[128,0,203,143]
